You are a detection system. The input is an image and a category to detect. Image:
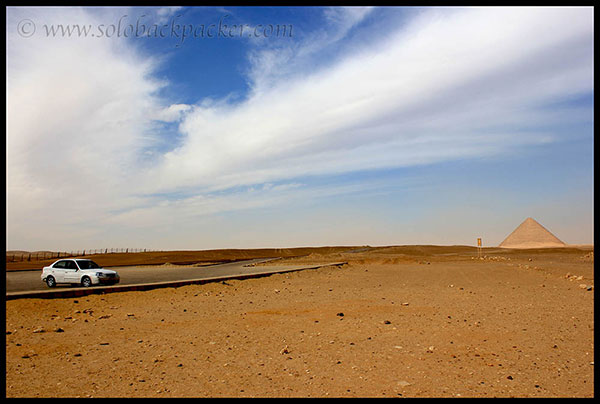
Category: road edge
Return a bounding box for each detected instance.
[5,262,348,300]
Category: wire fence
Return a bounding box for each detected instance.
[6,248,161,262]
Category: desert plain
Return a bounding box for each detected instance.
[5,245,594,397]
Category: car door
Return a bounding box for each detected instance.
[51,260,67,282]
[63,260,80,283]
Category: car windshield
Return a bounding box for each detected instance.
[76,260,101,270]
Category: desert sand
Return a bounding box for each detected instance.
[5,245,594,397]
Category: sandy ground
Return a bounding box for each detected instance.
[5,246,594,397]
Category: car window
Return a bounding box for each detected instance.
[53,261,67,269]
[76,260,100,270]
[65,261,78,270]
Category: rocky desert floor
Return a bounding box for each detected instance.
[5,246,594,397]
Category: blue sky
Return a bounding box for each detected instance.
[6,6,594,251]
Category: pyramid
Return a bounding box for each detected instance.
[499,217,566,249]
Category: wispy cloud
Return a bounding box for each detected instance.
[150,7,592,193]
[244,6,374,93]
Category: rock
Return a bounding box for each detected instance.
[336,312,344,317]
[397,381,411,387]
[579,284,588,289]
[280,345,290,355]
[587,286,594,291]
[383,320,391,324]
[32,327,45,333]
[54,328,65,333]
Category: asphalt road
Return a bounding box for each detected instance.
[5,258,337,294]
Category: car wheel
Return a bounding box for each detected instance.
[81,276,92,287]
[46,276,56,288]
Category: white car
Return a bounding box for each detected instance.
[41,259,120,288]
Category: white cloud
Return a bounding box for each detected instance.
[6,7,168,248]
[153,104,192,122]
[149,7,593,194]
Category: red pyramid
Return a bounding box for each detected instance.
[499,217,565,249]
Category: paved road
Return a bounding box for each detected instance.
[5,258,336,293]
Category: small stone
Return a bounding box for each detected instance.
[336,312,344,317]
[54,328,65,333]
[383,320,391,324]
[32,327,45,333]
[397,380,411,387]
[507,375,513,380]
[587,286,594,291]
